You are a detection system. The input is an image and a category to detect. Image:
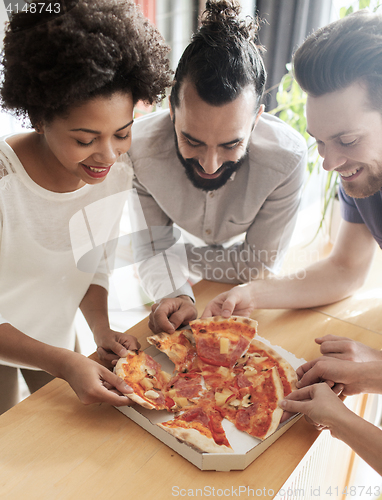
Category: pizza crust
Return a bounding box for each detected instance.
[261,366,285,440]
[157,422,233,454]
[114,356,131,381]
[190,316,258,335]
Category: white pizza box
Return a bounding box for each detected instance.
[115,335,305,471]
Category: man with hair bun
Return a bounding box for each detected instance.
[129,0,307,334]
[204,11,382,475]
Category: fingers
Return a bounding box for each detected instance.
[148,310,175,334]
[201,287,254,319]
[284,385,314,402]
[315,334,348,345]
[279,384,323,417]
[104,369,132,395]
[68,357,136,407]
[332,383,345,396]
[97,346,119,365]
[297,369,324,389]
[96,369,135,406]
[97,334,141,365]
[296,359,318,380]
[149,301,178,334]
[201,294,226,318]
[220,296,236,318]
[279,397,307,415]
[169,305,197,329]
[280,410,296,423]
[123,335,140,352]
[316,335,356,361]
[319,340,349,358]
[149,298,197,334]
[296,357,342,389]
[201,301,221,319]
[98,368,136,407]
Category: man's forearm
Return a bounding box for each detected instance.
[249,256,366,309]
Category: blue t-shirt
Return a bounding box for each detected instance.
[339,183,382,248]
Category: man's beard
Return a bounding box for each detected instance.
[174,134,248,191]
[340,161,382,199]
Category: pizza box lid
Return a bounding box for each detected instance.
[115,335,305,471]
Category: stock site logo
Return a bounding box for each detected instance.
[69,189,189,311]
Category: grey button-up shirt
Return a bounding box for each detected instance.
[129,110,307,301]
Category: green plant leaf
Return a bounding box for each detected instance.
[358,0,370,9]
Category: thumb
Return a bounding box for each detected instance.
[104,368,133,395]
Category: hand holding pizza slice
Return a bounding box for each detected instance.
[114,350,174,411]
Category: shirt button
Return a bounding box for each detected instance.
[205,229,211,235]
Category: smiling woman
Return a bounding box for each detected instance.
[0,0,173,414]
[24,92,135,192]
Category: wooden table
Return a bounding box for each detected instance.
[1,280,381,500]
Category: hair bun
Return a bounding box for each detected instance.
[201,0,261,48]
[202,0,241,25]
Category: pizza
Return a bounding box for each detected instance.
[114,350,175,411]
[115,316,297,453]
[166,371,206,409]
[214,366,285,440]
[189,316,258,368]
[238,339,298,396]
[158,392,233,454]
[147,329,197,372]
[115,351,205,412]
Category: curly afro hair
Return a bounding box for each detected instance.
[1,0,173,126]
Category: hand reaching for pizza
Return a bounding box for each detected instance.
[281,382,382,476]
[296,356,382,396]
[279,382,347,435]
[201,285,255,319]
[316,334,382,362]
[58,351,135,407]
[148,296,197,334]
[93,328,140,366]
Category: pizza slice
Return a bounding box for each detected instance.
[197,362,236,391]
[236,338,298,396]
[147,329,197,373]
[215,366,285,440]
[165,371,206,410]
[115,350,175,411]
[157,393,233,453]
[189,316,258,368]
